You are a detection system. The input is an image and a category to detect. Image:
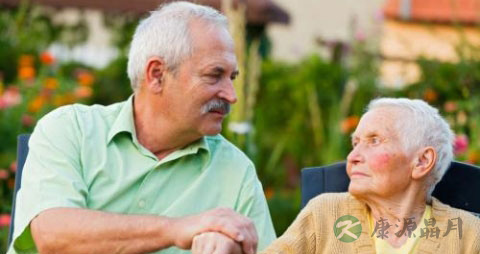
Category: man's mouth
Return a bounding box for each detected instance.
[208,108,226,115]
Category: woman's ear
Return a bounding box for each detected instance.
[412,146,437,180]
[144,57,166,94]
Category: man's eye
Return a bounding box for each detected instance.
[206,74,221,82]
[352,141,358,147]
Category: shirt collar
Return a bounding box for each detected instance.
[107,95,210,156]
[107,95,137,143]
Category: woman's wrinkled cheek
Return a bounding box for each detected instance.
[369,153,392,172]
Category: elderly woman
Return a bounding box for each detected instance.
[262,98,480,254]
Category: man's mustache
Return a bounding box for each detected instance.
[201,99,231,115]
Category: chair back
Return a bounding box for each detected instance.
[8,134,31,246]
[301,161,480,215]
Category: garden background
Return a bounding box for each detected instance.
[1,0,480,252]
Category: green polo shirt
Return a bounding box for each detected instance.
[8,96,276,254]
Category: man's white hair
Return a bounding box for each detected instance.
[367,97,454,199]
[127,1,228,90]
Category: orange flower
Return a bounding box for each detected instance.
[53,93,75,106]
[28,96,46,113]
[77,71,95,86]
[18,66,36,80]
[265,188,275,200]
[423,88,438,102]
[340,116,360,134]
[7,178,15,189]
[467,150,480,164]
[40,52,55,65]
[75,86,93,99]
[18,54,34,67]
[44,77,59,90]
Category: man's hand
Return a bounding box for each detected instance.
[170,207,258,254]
[192,232,242,254]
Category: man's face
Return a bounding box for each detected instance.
[162,20,238,137]
[346,108,414,199]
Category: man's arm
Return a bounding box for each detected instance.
[31,207,256,254]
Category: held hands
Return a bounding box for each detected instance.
[192,232,242,254]
[170,207,258,254]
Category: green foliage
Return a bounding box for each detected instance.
[388,57,480,162]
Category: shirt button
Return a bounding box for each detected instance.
[138,200,146,208]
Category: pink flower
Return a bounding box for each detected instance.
[21,114,35,127]
[454,134,469,155]
[355,30,366,42]
[10,161,17,173]
[1,86,22,109]
[444,101,457,113]
[0,169,9,180]
[0,214,11,228]
[374,9,384,22]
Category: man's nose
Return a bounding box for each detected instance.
[220,79,237,104]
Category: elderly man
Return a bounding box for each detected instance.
[8,2,275,254]
[262,98,480,254]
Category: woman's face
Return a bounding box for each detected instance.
[347,107,414,199]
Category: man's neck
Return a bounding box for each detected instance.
[133,94,201,160]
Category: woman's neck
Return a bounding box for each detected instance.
[360,188,427,248]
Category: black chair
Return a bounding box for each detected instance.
[301,161,480,216]
[7,134,30,247]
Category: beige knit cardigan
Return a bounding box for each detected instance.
[262,192,480,254]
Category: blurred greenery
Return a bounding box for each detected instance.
[1,3,480,253]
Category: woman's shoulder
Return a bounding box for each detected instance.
[432,198,480,230]
[305,192,361,213]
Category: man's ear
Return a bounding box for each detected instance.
[144,57,166,94]
[412,146,437,180]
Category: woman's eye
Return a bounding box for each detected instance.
[370,137,380,144]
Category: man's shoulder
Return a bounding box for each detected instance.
[37,101,125,129]
[205,134,252,162]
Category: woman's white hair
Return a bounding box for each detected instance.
[367,98,454,199]
[127,1,228,90]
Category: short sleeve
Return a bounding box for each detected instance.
[235,163,277,252]
[9,106,88,254]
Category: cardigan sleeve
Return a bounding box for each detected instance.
[261,201,317,254]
